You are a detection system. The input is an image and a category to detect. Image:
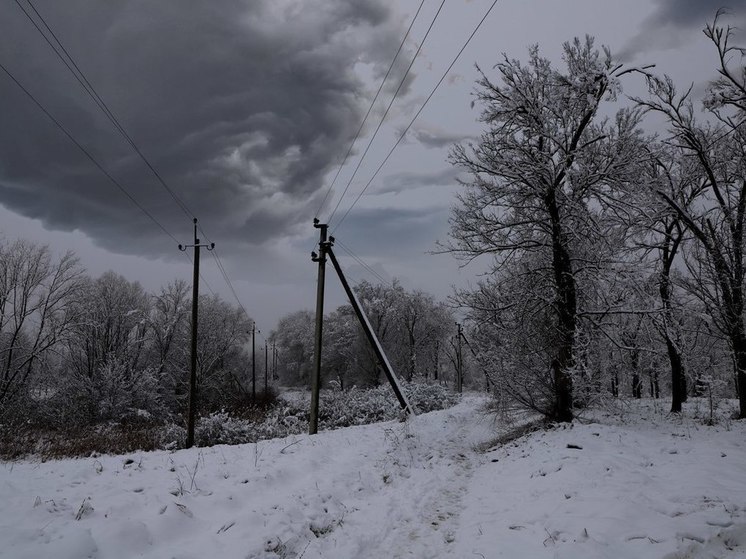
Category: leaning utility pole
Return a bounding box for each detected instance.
[326,241,413,415]
[309,219,328,434]
[178,218,214,449]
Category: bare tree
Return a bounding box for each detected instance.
[449,37,643,421]
[636,14,746,417]
[0,240,82,414]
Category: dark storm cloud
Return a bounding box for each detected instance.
[0,0,407,256]
[619,0,746,61]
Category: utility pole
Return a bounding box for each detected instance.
[251,323,258,400]
[309,219,328,435]
[459,328,491,392]
[272,341,277,380]
[456,322,464,393]
[434,339,440,383]
[178,218,214,449]
[264,339,269,393]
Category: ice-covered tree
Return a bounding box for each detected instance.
[449,37,643,421]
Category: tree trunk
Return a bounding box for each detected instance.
[666,337,686,411]
[732,329,746,418]
[547,189,575,422]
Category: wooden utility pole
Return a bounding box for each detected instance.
[309,219,328,435]
[178,218,214,449]
[251,323,258,399]
[456,322,464,393]
[434,339,440,382]
[264,340,269,393]
[272,341,277,380]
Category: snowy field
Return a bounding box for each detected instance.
[1,396,746,558]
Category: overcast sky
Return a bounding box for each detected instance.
[1,0,745,336]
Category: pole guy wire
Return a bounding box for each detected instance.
[331,0,501,234]
[325,0,447,226]
[314,0,427,219]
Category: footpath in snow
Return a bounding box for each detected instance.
[1,396,746,558]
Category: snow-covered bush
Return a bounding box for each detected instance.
[184,383,460,448]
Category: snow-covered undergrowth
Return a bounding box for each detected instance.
[2,384,459,459]
[192,383,460,448]
[1,396,745,558]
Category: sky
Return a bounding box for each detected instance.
[1,0,745,335]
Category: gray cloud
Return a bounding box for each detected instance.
[335,205,449,258]
[376,166,463,195]
[618,1,746,61]
[0,0,408,257]
[411,126,474,149]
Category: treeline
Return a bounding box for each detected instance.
[0,240,254,429]
[448,16,746,421]
[270,280,464,390]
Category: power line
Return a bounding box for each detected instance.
[209,248,250,316]
[314,0,427,219]
[12,1,264,328]
[13,0,195,220]
[336,239,392,287]
[325,0,447,226]
[0,57,218,295]
[0,60,182,246]
[331,0,501,234]
[181,249,216,296]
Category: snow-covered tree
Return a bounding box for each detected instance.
[636,14,746,417]
[0,240,82,418]
[449,37,643,421]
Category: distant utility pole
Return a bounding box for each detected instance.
[459,328,491,392]
[272,341,277,380]
[251,323,259,400]
[456,322,464,394]
[309,219,328,435]
[178,218,214,449]
[264,339,269,393]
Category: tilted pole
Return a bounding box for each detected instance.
[309,219,328,434]
[178,218,214,448]
[326,241,414,415]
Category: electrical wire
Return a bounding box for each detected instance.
[0,60,182,246]
[336,239,392,287]
[0,59,220,296]
[13,0,195,220]
[331,0,501,234]
[13,0,265,327]
[325,0,447,226]
[314,0,427,219]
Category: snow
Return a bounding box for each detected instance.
[1,397,746,558]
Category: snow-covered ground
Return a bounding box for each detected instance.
[1,396,745,558]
